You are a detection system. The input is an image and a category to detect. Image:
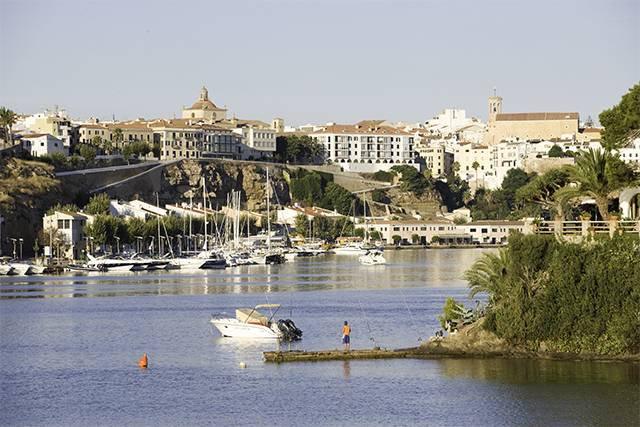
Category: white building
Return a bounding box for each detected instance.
[424,109,482,138]
[276,204,343,226]
[21,133,67,157]
[618,138,640,166]
[310,120,418,172]
[232,124,277,160]
[20,108,74,149]
[109,200,149,220]
[42,211,94,259]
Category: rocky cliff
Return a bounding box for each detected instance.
[161,160,290,211]
[0,158,65,257]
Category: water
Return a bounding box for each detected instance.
[1,249,638,427]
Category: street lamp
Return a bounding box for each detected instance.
[114,236,120,254]
[149,236,155,255]
[176,235,182,255]
[10,238,16,260]
[135,236,143,254]
[18,238,23,259]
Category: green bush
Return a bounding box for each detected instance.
[438,297,465,329]
[464,233,640,355]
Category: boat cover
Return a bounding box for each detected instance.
[236,308,268,325]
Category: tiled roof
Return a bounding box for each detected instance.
[495,112,579,121]
[311,124,412,136]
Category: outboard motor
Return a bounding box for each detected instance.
[277,319,303,341]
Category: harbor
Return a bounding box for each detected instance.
[1,249,637,427]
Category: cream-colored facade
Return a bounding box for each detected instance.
[24,112,74,148]
[453,143,493,182]
[415,144,452,177]
[182,86,227,121]
[485,112,580,145]
[151,119,240,160]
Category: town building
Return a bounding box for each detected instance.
[20,133,67,157]
[310,120,418,172]
[21,109,75,149]
[276,204,344,226]
[182,86,227,121]
[42,211,94,259]
[484,94,579,145]
[618,137,640,166]
[415,143,453,177]
[354,218,528,245]
[150,119,241,160]
[225,119,277,160]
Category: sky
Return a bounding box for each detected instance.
[0,0,638,126]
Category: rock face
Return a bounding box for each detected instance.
[0,158,64,257]
[385,186,443,218]
[161,160,291,212]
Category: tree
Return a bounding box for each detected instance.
[411,234,420,244]
[321,182,359,216]
[294,214,309,237]
[599,83,640,150]
[464,248,511,305]
[84,193,110,215]
[0,107,17,146]
[562,148,637,220]
[548,145,566,158]
[452,161,460,175]
[516,167,572,218]
[79,144,97,162]
[390,165,432,196]
[276,135,323,164]
[369,230,382,241]
[112,128,124,151]
[471,161,480,190]
[392,235,402,245]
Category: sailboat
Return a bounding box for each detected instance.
[251,168,285,265]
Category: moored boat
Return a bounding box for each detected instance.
[210,304,302,341]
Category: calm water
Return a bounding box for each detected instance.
[1,249,638,427]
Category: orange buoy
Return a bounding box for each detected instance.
[138,353,148,369]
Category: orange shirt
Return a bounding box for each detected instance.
[342,325,351,336]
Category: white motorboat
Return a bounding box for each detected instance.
[0,264,15,275]
[359,250,387,265]
[26,264,46,274]
[332,243,368,256]
[210,304,303,341]
[9,263,33,275]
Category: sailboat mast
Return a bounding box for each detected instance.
[189,194,193,252]
[266,168,271,251]
[202,176,207,251]
[156,192,161,256]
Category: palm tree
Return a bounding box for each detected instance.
[464,248,511,306]
[472,161,480,191]
[564,148,636,220]
[112,128,123,152]
[0,107,17,146]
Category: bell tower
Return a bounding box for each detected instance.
[199,85,209,101]
[488,87,502,123]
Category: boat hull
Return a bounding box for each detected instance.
[210,319,280,339]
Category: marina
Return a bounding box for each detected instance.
[1,249,638,427]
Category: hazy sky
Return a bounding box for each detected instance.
[1,0,638,125]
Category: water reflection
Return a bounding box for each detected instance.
[437,358,640,384]
[0,249,491,299]
[343,360,351,381]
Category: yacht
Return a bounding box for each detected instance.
[332,242,368,256]
[8,263,34,275]
[0,263,15,275]
[359,250,387,266]
[210,304,302,341]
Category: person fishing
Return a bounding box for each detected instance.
[342,321,351,351]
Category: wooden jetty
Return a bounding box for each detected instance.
[263,348,422,363]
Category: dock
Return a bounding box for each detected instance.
[263,348,421,363]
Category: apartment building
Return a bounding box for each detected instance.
[42,211,94,259]
[310,120,418,172]
[415,143,453,177]
[150,119,241,160]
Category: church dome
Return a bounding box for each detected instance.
[188,86,219,110]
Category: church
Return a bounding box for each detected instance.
[182,86,227,121]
